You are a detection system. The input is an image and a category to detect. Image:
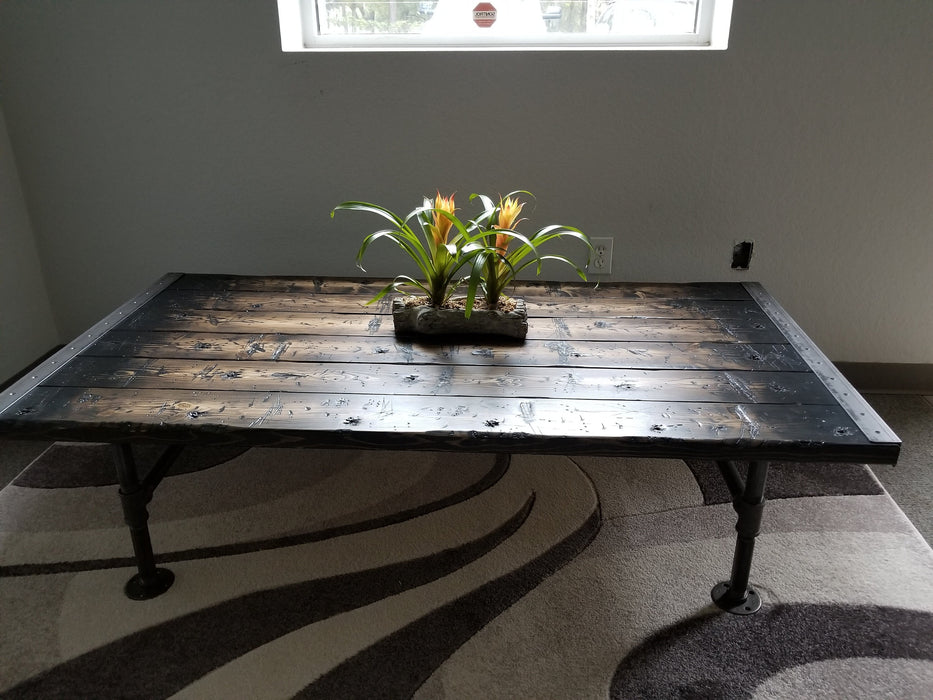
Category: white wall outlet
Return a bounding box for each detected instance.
[591,237,613,274]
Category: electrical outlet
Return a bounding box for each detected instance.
[591,237,613,274]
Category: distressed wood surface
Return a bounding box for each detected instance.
[134,287,773,320]
[87,332,810,371]
[121,308,784,344]
[170,276,752,300]
[48,357,835,404]
[5,385,877,462]
[0,275,900,463]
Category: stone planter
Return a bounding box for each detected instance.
[391,298,528,339]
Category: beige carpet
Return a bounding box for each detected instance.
[2,444,932,698]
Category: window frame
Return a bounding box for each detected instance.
[277,0,733,52]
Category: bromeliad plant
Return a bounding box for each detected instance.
[332,190,592,316]
[333,192,490,312]
[468,190,592,308]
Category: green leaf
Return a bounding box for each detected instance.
[333,201,406,229]
[356,229,432,280]
[464,254,488,318]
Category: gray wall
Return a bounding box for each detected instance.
[0,0,931,372]
[0,106,57,384]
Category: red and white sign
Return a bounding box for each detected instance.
[472,2,497,28]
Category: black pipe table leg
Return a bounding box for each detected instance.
[712,460,769,615]
[112,444,175,600]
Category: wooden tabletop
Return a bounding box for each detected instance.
[0,274,900,464]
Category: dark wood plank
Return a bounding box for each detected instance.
[528,317,784,343]
[119,307,785,343]
[120,307,389,335]
[2,386,893,463]
[150,288,388,315]
[525,298,771,320]
[169,275,391,297]
[48,357,836,405]
[508,280,752,301]
[143,288,771,322]
[87,331,810,372]
[170,275,753,301]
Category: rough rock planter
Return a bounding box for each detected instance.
[391,297,528,339]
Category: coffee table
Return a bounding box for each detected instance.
[0,274,900,613]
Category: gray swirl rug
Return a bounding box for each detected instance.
[1,444,932,698]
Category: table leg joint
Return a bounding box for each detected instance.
[712,460,769,615]
[111,443,180,600]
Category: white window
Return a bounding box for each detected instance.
[277,0,733,51]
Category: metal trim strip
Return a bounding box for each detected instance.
[742,282,900,447]
[0,273,184,415]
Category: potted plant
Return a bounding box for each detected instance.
[332,190,592,338]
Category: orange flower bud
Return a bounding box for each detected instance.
[496,196,525,232]
[494,231,510,255]
[430,192,456,246]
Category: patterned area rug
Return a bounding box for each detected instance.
[1,444,932,698]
